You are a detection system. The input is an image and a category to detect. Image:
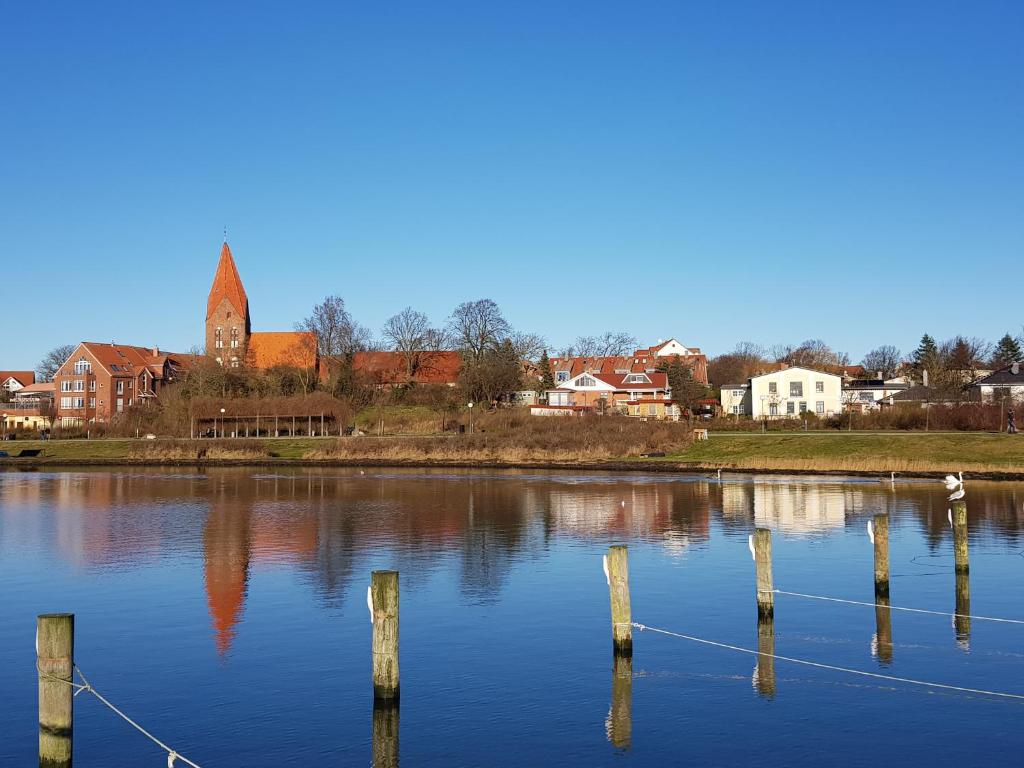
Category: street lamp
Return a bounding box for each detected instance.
[467,402,474,434]
[220,407,226,439]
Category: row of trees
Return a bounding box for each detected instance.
[708,329,1024,395]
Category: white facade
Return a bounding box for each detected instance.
[720,385,751,415]
[749,367,842,418]
[977,384,1024,403]
[841,380,909,411]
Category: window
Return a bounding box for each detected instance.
[61,381,72,392]
[60,397,85,409]
[556,371,569,383]
[116,381,124,394]
[816,401,825,414]
[127,379,132,390]
[815,381,824,393]
[768,382,778,394]
[578,375,596,387]
[731,405,740,414]
[627,374,649,384]
[230,358,239,368]
[231,327,240,349]
[89,381,96,392]
[647,404,657,416]
[73,358,91,374]
[732,389,744,397]
[116,398,124,413]
[215,327,223,349]
[549,391,571,406]
[859,392,873,402]
[790,382,803,397]
[89,398,96,408]
[770,403,779,416]
[110,364,120,372]
[799,401,808,413]
[786,401,795,414]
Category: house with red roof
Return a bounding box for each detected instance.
[52,343,194,427]
[532,369,682,419]
[546,338,708,387]
[0,371,34,395]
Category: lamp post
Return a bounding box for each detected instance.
[220,407,226,439]
[467,402,474,434]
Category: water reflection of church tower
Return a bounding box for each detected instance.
[203,486,252,656]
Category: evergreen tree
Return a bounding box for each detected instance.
[538,349,555,391]
[912,334,939,379]
[992,333,1023,369]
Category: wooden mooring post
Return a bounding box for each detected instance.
[872,514,890,598]
[605,545,632,657]
[952,502,969,574]
[37,613,74,768]
[955,570,971,650]
[753,528,774,619]
[371,570,400,702]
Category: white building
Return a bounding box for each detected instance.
[720,366,842,419]
[841,377,910,411]
[969,362,1024,403]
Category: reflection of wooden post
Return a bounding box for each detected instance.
[872,514,890,598]
[873,597,893,665]
[952,502,969,574]
[372,700,399,768]
[754,615,776,699]
[372,571,400,702]
[606,546,632,656]
[606,653,632,749]
[754,529,774,618]
[955,570,971,651]
[38,613,74,768]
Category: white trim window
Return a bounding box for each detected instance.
[73,358,91,375]
[577,375,597,387]
[816,401,825,414]
[556,371,569,383]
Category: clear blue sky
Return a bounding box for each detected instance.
[2,1,1021,370]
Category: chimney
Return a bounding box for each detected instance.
[1013,362,1020,376]
[876,370,882,380]
[922,370,929,387]
[152,346,159,357]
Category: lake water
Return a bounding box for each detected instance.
[1,468,1023,766]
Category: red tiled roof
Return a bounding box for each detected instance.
[0,371,34,387]
[74,343,191,380]
[15,382,55,395]
[206,242,249,320]
[351,351,461,385]
[248,332,318,369]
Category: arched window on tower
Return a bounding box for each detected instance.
[230,327,239,349]
[215,327,223,349]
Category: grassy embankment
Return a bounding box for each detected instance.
[4,428,1024,476]
[667,432,1024,474]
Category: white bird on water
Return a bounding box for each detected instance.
[943,472,963,491]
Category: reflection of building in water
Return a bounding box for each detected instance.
[722,481,860,534]
[204,494,251,655]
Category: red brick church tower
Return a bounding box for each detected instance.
[205,241,251,366]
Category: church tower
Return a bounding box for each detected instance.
[205,241,251,366]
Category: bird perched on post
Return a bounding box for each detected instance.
[943,471,965,501]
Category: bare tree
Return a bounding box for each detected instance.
[861,346,902,379]
[563,331,638,358]
[36,343,76,382]
[297,295,372,360]
[383,307,432,379]
[708,342,769,386]
[448,299,510,363]
[509,331,547,363]
[774,339,849,369]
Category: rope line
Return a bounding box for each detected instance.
[630,622,1024,701]
[37,664,202,767]
[773,589,1024,625]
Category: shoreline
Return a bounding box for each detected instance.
[4,455,1024,481]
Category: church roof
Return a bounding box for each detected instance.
[248,332,318,369]
[206,241,248,320]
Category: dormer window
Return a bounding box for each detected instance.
[627,374,650,384]
[73,357,91,375]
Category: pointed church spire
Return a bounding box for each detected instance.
[206,240,249,321]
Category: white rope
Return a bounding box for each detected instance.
[39,665,203,767]
[630,622,1024,701]
[773,589,1024,625]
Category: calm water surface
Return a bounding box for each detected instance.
[2,468,1023,766]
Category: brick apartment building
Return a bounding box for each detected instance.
[53,343,191,427]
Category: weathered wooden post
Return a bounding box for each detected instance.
[37,613,74,768]
[754,615,776,698]
[753,528,774,618]
[371,700,399,768]
[955,570,971,650]
[606,653,632,749]
[873,597,893,664]
[371,570,400,702]
[605,545,632,657]
[872,514,890,598]
[952,502,969,574]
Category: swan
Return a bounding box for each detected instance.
[948,487,966,502]
[943,471,963,490]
